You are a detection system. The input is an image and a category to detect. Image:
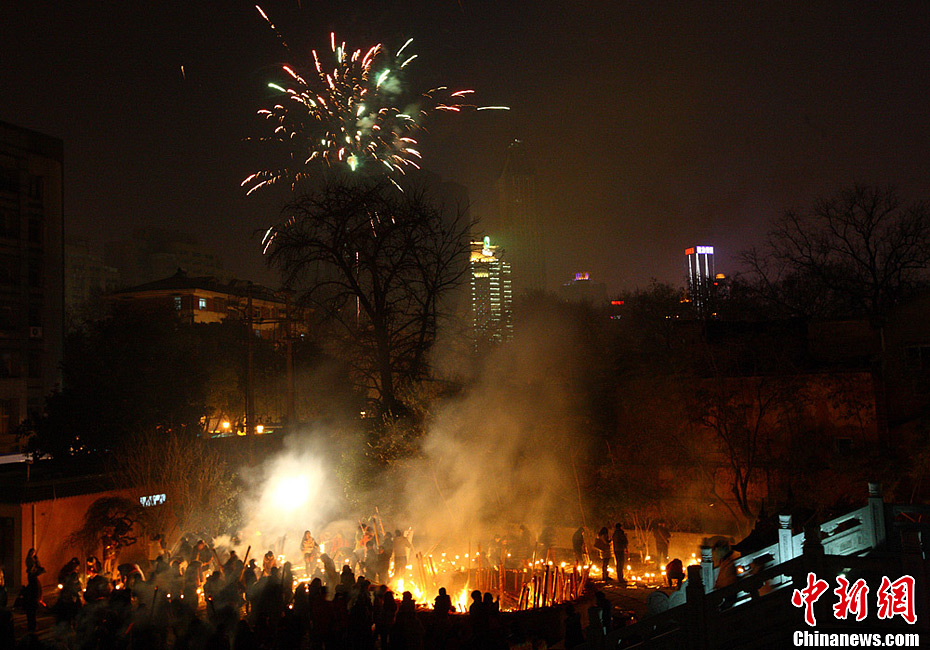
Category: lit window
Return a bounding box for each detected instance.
[139,493,166,507]
[198,298,207,310]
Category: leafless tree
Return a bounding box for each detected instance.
[69,496,148,557]
[267,179,471,416]
[118,431,239,541]
[692,372,806,519]
[741,185,930,325]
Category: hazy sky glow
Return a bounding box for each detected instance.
[4,1,930,291]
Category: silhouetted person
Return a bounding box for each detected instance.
[56,565,82,625]
[281,561,294,606]
[517,525,534,561]
[434,587,454,616]
[713,541,738,610]
[393,529,412,579]
[572,527,587,565]
[23,548,44,632]
[653,521,671,565]
[539,526,556,560]
[301,530,318,577]
[665,558,685,589]
[611,524,628,581]
[593,528,611,580]
[261,550,276,576]
[375,588,396,649]
[347,585,374,650]
[395,591,425,650]
[232,618,258,650]
[375,546,391,585]
[713,541,736,590]
[469,589,489,643]
[194,539,212,565]
[564,603,584,649]
[223,550,240,574]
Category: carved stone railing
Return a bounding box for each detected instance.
[701,482,887,595]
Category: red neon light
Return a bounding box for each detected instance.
[610,300,624,305]
[685,247,695,255]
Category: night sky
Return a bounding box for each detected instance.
[3,1,930,292]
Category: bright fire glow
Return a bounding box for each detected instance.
[265,473,318,512]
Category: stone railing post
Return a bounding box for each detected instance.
[686,564,707,650]
[700,546,714,594]
[803,519,824,558]
[797,517,825,594]
[777,514,793,564]
[867,482,886,550]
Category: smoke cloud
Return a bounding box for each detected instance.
[227,300,597,558]
[391,302,596,549]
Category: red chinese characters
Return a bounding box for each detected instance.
[791,573,917,626]
[792,572,830,626]
[876,575,916,625]
[833,576,869,621]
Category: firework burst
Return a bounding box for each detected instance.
[243,5,508,196]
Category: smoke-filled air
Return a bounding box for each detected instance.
[218,307,593,608]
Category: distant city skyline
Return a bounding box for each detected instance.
[4,3,930,294]
[469,236,513,353]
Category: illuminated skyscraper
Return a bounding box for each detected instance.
[560,272,608,304]
[685,245,715,314]
[470,236,512,352]
[497,139,545,293]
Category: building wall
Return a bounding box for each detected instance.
[105,227,225,288]
[497,140,546,293]
[112,288,298,340]
[65,239,121,327]
[883,292,930,425]
[470,239,513,352]
[690,371,878,521]
[0,486,153,591]
[806,293,930,427]
[0,122,64,451]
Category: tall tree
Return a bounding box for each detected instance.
[692,371,806,519]
[741,185,930,325]
[117,431,240,539]
[266,179,470,416]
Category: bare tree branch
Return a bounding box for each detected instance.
[739,185,930,326]
[266,178,471,416]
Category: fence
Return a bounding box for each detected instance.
[576,483,930,649]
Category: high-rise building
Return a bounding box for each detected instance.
[0,122,64,450]
[105,227,225,288]
[560,272,608,305]
[470,236,512,352]
[497,139,545,293]
[685,245,715,314]
[65,238,120,321]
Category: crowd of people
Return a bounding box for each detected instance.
[3,519,698,649]
[571,521,690,590]
[2,520,595,650]
[3,543,524,649]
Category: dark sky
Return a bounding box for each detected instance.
[3,1,930,292]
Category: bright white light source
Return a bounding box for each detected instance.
[269,474,312,511]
